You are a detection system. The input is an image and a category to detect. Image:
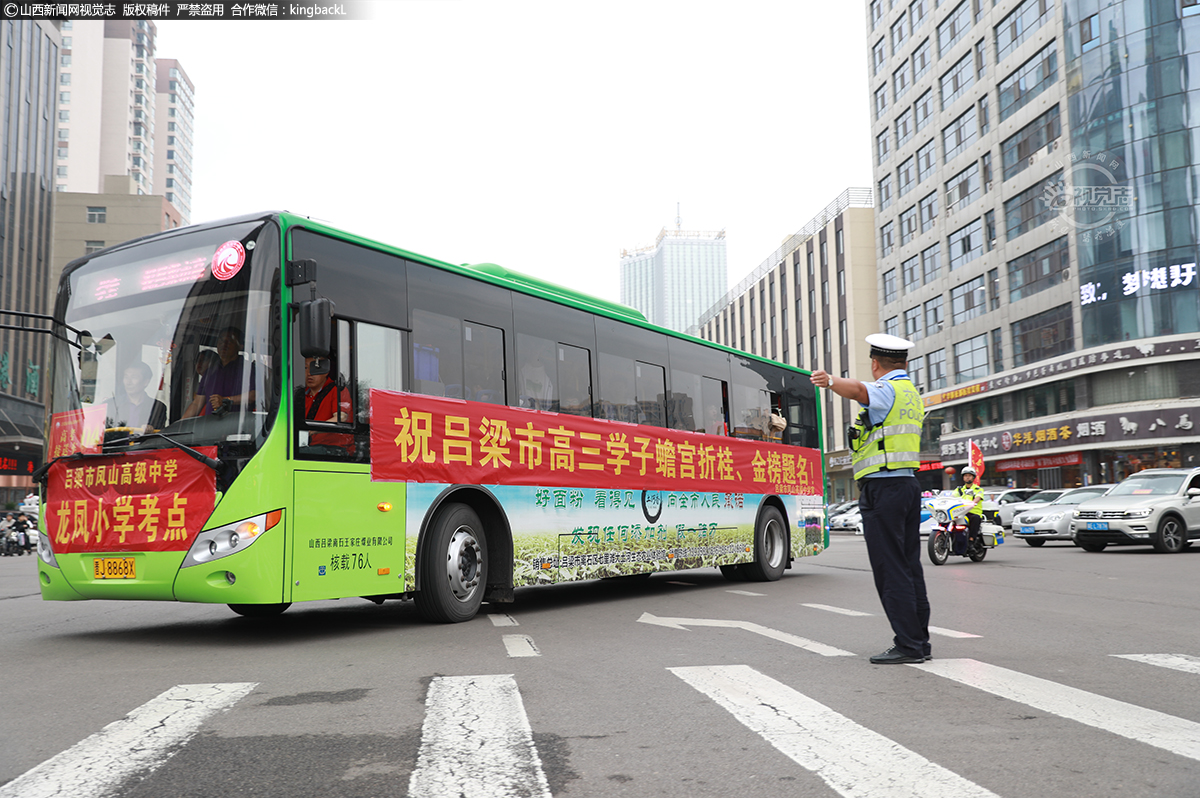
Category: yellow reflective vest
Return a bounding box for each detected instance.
[850,375,925,480]
[954,483,984,517]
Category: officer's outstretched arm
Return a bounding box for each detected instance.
[809,370,870,405]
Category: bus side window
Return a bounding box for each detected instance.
[463,322,505,405]
[517,333,558,412]
[412,308,464,398]
[635,361,666,427]
[557,343,592,417]
[356,322,405,422]
[701,377,728,436]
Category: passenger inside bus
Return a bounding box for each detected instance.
[182,327,256,418]
[99,360,167,432]
[298,355,354,454]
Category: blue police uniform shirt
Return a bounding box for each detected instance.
[859,368,916,479]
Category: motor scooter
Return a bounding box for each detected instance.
[924,492,1004,565]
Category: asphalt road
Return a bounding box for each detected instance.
[2,534,1199,798]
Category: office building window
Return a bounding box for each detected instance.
[1079,13,1099,53]
[87,206,107,223]
[1011,304,1073,366]
[885,316,899,337]
[904,306,923,340]
[945,162,981,213]
[879,174,894,210]
[908,354,925,389]
[1004,170,1062,239]
[948,218,984,270]
[924,295,944,334]
[910,0,928,28]
[943,106,978,162]
[898,157,915,196]
[915,88,934,131]
[937,1,971,57]
[1007,236,1069,301]
[873,38,887,74]
[987,267,1000,310]
[913,37,932,81]
[917,139,937,183]
[998,42,1057,121]
[841,318,850,345]
[894,62,911,102]
[883,268,898,304]
[892,13,910,53]
[975,38,987,78]
[991,328,1003,372]
[875,85,889,119]
[903,255,921,293]
[896,107,914,148]
[1001,105,1060,181]
[919,191,939,233]
[940,52,975,109]
[954,333,989,383]
[927,348,947,389]
[900,206,918,246]
[881,223,896,258]
[877,130,891,165]
[85,240,105,254]
[871,0,883,27]
[921,244,941,283]
[995,0,1054,62]
[951,274,986,325]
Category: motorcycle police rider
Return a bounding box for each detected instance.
[953,467,984,555]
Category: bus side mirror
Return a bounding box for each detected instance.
[297,298,333,359]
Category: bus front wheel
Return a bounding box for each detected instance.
[415,503,489,623]
[741,505,788,582]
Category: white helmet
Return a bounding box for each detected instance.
[962,467,977,476]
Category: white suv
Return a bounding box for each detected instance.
[1071,469,1200,553]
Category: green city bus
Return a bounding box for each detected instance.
[33,212,827,622]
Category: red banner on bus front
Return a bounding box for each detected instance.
[46,447,217,553]
[369,390,821,496]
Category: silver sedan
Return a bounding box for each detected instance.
[1012,485,1115,546]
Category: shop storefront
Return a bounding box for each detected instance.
[825,451,854,503]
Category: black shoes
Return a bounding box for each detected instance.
[869,647,928,664]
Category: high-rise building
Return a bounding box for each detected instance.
[153,58,193,224]
[695,189,878,501]
[55,20,190,222]
[867,0,1200,492]
[0,20,63,501]
[620,218,727,333]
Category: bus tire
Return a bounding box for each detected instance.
[415,502,488,623]
[228,602,290,618]
[742,505,787,582]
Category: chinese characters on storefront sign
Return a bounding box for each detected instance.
[46,447,217,553]
[369,390,821,496]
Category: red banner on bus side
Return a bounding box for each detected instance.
[369,390,822,496]
[46,447,217,553]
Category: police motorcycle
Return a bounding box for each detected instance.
[925,491,1004,565]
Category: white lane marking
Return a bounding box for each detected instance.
[803,603,873,616]
[929,626,982,639]
[638,612,854,657]
[1112,654,1200,675]
[502,634,541,658]
[915,658,1200,762]
[0,682,257,798]
[408,674,551,798]
[727,590,765,596]
[670,665,1000,798]
[489,614,519,627]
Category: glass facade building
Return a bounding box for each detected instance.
[1063,0,1200,346]
[619,227,727,333]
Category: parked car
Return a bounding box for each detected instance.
[1012,484,1114,546]
[1072,469,1200,553]
[998,489,1068,529]
[980,488,1038,526]
[830,507,863,532]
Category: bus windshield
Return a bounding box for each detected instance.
[47,219,280,461]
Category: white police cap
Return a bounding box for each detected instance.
[866,333,915,359]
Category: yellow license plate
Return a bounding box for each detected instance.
[93,557,136,579]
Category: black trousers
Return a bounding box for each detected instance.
[859,476,930,657]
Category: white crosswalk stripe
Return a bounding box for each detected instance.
[915,658,1200,762]
[0,682,257,798]
[670,664,1000,798]
[1112,653,1200,675]
[408,674,551,798]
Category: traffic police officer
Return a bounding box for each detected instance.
[810,333,929,664]
[954,466,984,555]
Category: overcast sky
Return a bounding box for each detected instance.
[155,1,872,305]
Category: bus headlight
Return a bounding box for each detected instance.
[183,510,282,568]
[37,530,59,568]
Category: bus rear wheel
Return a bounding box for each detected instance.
[415,503,489,623]
[741,506,788,582]
[228,602,290,618]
